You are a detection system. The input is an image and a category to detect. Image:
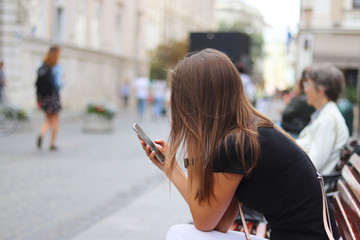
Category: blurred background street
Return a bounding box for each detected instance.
[0,0,359,239]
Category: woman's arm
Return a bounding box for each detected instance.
[52,64,63,91]
[214,195,239,232]
[142,139,243,232]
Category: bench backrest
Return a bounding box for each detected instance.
[346,153,360,202]
[334,153,360,240]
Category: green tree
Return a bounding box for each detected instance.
[149,40,188,80]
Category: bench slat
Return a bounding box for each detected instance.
[337,180,360,234]
[334,194,359,240]
[341,165,360,203]
[349,154,360,175]
[246,222,254,233]
[230,222,238,231]
[255,223,267,237]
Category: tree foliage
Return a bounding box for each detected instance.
[149,40,188,80]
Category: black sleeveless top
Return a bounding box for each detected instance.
[213,127,340,240]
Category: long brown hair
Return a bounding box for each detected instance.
[166,49,274,204]
[43,46,61,67]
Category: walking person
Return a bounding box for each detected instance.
[0,61,6,103]
[235,62,255,105]
[120,80,130,108]
[152,79,166,119]
[137,49,340,240]
[134,75,149,119]
[36,46,64,151]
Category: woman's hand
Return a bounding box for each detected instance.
[139,137,168,171]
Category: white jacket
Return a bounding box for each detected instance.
[296,102,349,175]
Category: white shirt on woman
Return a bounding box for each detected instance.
[296,101,349,175]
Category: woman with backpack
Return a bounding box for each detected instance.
[36,45,63,151]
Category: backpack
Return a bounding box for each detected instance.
[35,64,54,96]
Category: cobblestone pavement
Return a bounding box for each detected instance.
[0,107,179,240]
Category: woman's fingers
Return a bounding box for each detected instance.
[154,139,167,152]
[139,138,156,158]
[145,145,152,156]
[138,137,146,149]
[154,139,165,146]
[138,138,166,170]
[149,149,156,160]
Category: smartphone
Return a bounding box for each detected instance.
[132,123,165,163]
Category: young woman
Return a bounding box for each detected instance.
[36,46,63,151]
[139,49,340,240]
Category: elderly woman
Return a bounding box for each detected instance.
[296,64,349,175]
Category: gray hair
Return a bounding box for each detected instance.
[306,64,345,102]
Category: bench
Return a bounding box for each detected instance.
[232,205,269,238]
[231,220,269,238]
[333,152,360,240]
[324,137,359,192]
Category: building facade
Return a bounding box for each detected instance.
[146,0,215,50]
[0,0,215,110]
[296,0,360,135]
[215,0,266,84]
[297,0,360,89]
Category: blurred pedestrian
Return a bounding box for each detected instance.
[235,62,255,105]
[0,61,6,103]
[337,97,354,136]
[120,80,130,108]
[36,46,64,151]
[281,69,315,137]
[254,79,268,115]
[297,64,349,175]
[134,75,149,119]
[138,49,340,240]
[152,79,166,119]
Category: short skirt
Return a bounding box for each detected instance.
[37,92,61,114]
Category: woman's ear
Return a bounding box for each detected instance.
[317,86,326,95]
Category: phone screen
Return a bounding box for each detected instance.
[133,123,165,163]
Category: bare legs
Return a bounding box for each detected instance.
[38,113,59,150]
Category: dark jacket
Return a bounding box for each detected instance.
[281,94,315,134]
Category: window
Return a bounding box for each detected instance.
[355,0,360,8]
[91,0,102,49]
[344,69,358,87]
[30,0,45,37]
[114,10,122,54]
[55,7,64,41]
[75,0,86,46]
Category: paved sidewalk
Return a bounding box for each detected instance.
[71,182,192,240]
[1,107,192,240]
[58,108,192,240]
[60,108,192,240]
[55,109,192,240]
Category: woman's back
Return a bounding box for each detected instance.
[214,127,340,239]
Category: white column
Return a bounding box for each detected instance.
[0,0,22,105]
